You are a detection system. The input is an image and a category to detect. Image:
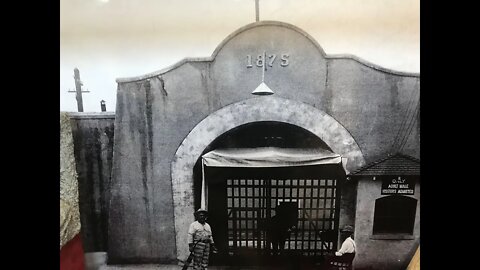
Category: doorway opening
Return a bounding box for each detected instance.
[192,122,346,266]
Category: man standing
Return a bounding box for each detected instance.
[265,204,297,256]
[335,225,356,257]
[188,209,218,270]
[323,225,356,269]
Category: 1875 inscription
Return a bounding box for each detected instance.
[247,53,289,68]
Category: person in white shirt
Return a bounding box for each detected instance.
[323,225,356,268]
[187,208,217,270]
[335,225,356,256]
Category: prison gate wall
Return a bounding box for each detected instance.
[102,21,419,263]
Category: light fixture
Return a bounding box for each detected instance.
[252,51,275,96]
[252,82,274,95]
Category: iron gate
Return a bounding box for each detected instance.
[225,177,340,259]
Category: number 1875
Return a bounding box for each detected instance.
[247,54,289,68]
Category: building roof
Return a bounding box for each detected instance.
[349,153,420,176]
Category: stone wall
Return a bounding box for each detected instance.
[69,112,115,253]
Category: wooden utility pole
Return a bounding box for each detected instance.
[255,0,260,22]
[68,68,89,112]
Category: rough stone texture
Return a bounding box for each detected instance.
[60,112,81,249]
[109,21,420,264]
[354,177,420,270]
[70,112,115,252]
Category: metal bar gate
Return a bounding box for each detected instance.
[225,178,340,260]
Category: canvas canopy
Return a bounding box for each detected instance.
[202,147,343,167]
[200,147,348,209]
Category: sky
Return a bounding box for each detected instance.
[60,0,420,113]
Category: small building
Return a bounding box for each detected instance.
[348,153,420,270]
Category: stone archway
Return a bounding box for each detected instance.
[171,95,365,262]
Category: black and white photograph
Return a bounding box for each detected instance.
[60,1,420,270]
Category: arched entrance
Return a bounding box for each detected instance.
[171,96,365,263]
[199,122,348,266]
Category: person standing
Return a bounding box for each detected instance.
[335,225,356,257]
[265,204,297,256]
[323,225,356,269]
[188,209,218,270]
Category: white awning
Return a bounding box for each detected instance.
[200,147,348,209]
[202,147,342,168]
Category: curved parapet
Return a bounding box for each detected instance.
[116,21,418,83]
